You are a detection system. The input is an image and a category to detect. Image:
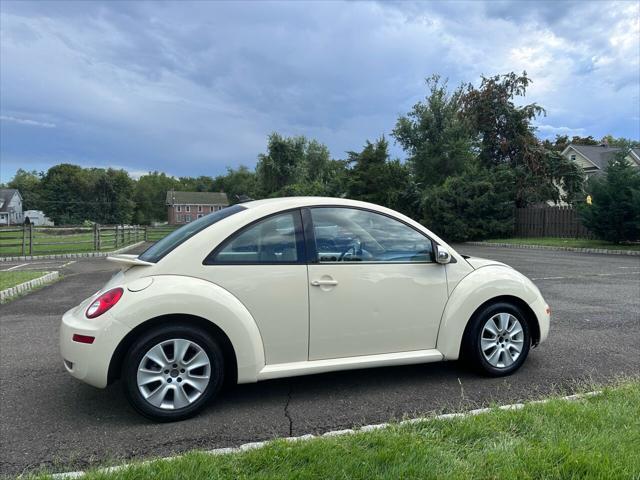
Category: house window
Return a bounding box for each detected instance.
[570,154,576,161]
[197,214,203,219]
[185,215,192,223]
[198,205,203,212]
[210,206,215,212]
[176,205,182,212]
[186,206,191,212]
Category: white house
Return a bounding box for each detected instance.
[561,143,640,178]
[0,189,23,226]
[23,210,54,226]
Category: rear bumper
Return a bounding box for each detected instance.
[59,307,131,388]
[528,295,550,346]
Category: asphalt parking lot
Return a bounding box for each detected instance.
[1,245,639,476]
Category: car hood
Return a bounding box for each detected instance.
[464,256,510,270]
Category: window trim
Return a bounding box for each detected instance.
[203,208,306,265]
[303,205,437,265]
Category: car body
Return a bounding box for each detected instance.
[60,197,550,420]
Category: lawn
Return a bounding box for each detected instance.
[0,270,48,290]
[38,381,640,479]
[484,237,640,251]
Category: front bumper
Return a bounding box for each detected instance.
[59,305,131,388]
[528,295,550,346]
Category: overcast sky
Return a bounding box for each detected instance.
[1,0,639,182]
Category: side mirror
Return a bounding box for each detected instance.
[435,245,451,265]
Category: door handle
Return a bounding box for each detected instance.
[311,279,339,287]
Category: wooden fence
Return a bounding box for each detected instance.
[0,224,147,257]
[514,206,592,238]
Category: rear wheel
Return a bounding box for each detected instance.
[122,324,224,421]
[462,302,531,376]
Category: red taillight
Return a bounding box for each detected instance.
[85,287,124,319]
[72,334,95,344]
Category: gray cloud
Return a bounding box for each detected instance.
[1,0,638,182]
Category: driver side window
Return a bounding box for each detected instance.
[310,207,433,263]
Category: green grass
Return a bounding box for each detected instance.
[35,381,640,480]
[485,237,640,251]
[0,270,48,290]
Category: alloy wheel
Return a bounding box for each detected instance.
[136,338,211,410]
[480,313,525,368]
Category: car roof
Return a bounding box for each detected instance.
[240,196,382,211]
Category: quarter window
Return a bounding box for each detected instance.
[310,207,433,263]
[209,211,303,264]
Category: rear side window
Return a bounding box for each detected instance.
[139,205,246,263]
[206,211,304,264]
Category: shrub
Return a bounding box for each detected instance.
[423,163,515,242]
[579,154,640,244]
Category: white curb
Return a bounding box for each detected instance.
[0,241,146,263]
[0,271,59,303]
[49,390,602,479]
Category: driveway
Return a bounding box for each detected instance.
[1,245,639,476]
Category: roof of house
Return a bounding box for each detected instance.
[0,189,21,213]
[165,191,229,206]
[564,144,640,171]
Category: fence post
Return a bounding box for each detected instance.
[28,223,33,256]
[115,225,119,248]
[22,224,26,256]
[92,223,97,250]
[97,224,101,251]
[144,226,148,242]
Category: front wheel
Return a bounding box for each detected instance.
[122,325,224,421]
[462,302,531,376]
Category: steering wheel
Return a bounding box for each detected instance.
[338,244,356,261]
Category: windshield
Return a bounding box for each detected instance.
[139,204,246,263]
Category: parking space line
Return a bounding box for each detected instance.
[2,263,28,271]
[533,271,640,281]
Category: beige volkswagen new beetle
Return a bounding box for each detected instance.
[60,197,550,421]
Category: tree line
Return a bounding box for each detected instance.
[4,72,639,242]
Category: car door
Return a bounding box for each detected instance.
[201,209,309,365]
[306,207,449,360]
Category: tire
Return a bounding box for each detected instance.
[122,324,224,422]
[462,302,531,377]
